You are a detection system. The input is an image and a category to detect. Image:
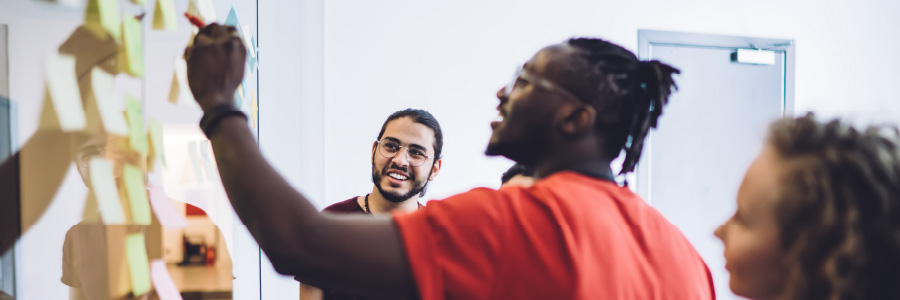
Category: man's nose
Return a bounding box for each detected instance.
[391,148,410,167]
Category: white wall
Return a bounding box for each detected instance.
[318,0,900,206]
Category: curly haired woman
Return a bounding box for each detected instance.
[715,113,900,300]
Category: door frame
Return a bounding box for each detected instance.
[634,30,795,202]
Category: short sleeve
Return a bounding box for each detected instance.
[60,227,81,287]
[392,188,510,300]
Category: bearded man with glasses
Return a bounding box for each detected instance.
[298,108,443,300]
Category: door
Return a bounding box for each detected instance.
[636,30,794,300]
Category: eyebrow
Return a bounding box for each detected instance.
[383,137,430,154]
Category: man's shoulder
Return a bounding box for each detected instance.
[322,197,365,214]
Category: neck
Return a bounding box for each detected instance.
[531,137,614,181]
[365,187,420,214]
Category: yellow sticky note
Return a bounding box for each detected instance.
[125,233,152,297]
[125,95,148,155]
[169,57,192,104]
[147,118,166,170]
[234,84,244,107]
[122,15,144,77]
[90,68,129,135]
[44,54,86,132]
[90,158,126,224]
[123,164,151,225]
[152,0,176,31]
[250,88,258,128]
[130,0,145,5]
[85,0,121,40]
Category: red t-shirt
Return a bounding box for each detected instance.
[393,171,715,300]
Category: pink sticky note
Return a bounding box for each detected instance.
[150,259,183,300]
[148,185,188,229]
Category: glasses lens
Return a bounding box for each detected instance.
[505,68,521,96]
[379,140,399,158]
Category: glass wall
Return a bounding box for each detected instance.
[0,0,259,298]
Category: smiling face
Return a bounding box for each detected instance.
[371,117,441,202]
[714,145,789,300]
[486,44,583,164]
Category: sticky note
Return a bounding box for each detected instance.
[44,54,86,132]
[234,84,244,107]
[122,15,144,77]
[152,0,177,31]
[147,118,166,169]
[85,0,121,40]
[240,25,257,71]
[123,164,151,225]
[187,0,216,23]
[150,260,183,300]
[130,0,145,5]
[187,141,205,183]
[148,185,187,229]
[90,68,129,135]
[125,233,152,297]
[89,158,126,224]
[250,88,258,128]
[198,140,217,181]
[224,6,239,26]
[125,95,148,155]
[170,57,192,104]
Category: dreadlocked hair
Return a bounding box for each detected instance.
[565,38,680,176]
[768,113,900,300]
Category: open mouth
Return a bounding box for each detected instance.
[491,112,505,129]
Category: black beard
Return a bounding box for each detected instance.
[372,165,427,203]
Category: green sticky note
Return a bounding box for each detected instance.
[125,95,148,155]
[122,15,145,77]
[85,0,121,40]
[153,0,177,31]
[125,233,152,297]
[124,164,151,225]
[148,118,166,168]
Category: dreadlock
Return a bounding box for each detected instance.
[565,38,680,176]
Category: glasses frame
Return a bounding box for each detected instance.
[375,138,433,167]
[504,67,583,103]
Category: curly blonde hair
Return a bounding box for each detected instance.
[767,113,900,300]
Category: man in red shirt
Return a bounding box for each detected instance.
[298,108,442,300]
[185,24,715,299]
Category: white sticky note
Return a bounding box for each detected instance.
[89,158,126,224]
[187,0,217,23]
[45,54,86,132]
[91,68,129,135]
[148,185,187,229]
[150,260,184,300]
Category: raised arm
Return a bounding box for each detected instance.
[184,24,416,297]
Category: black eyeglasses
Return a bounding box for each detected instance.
[375,139,432,167]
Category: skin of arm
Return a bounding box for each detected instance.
[185,24,416,297]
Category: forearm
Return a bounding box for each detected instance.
[208,116,321,274]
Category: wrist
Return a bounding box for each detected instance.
[197,93,234,112]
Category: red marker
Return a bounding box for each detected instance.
[184,12,205,28]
